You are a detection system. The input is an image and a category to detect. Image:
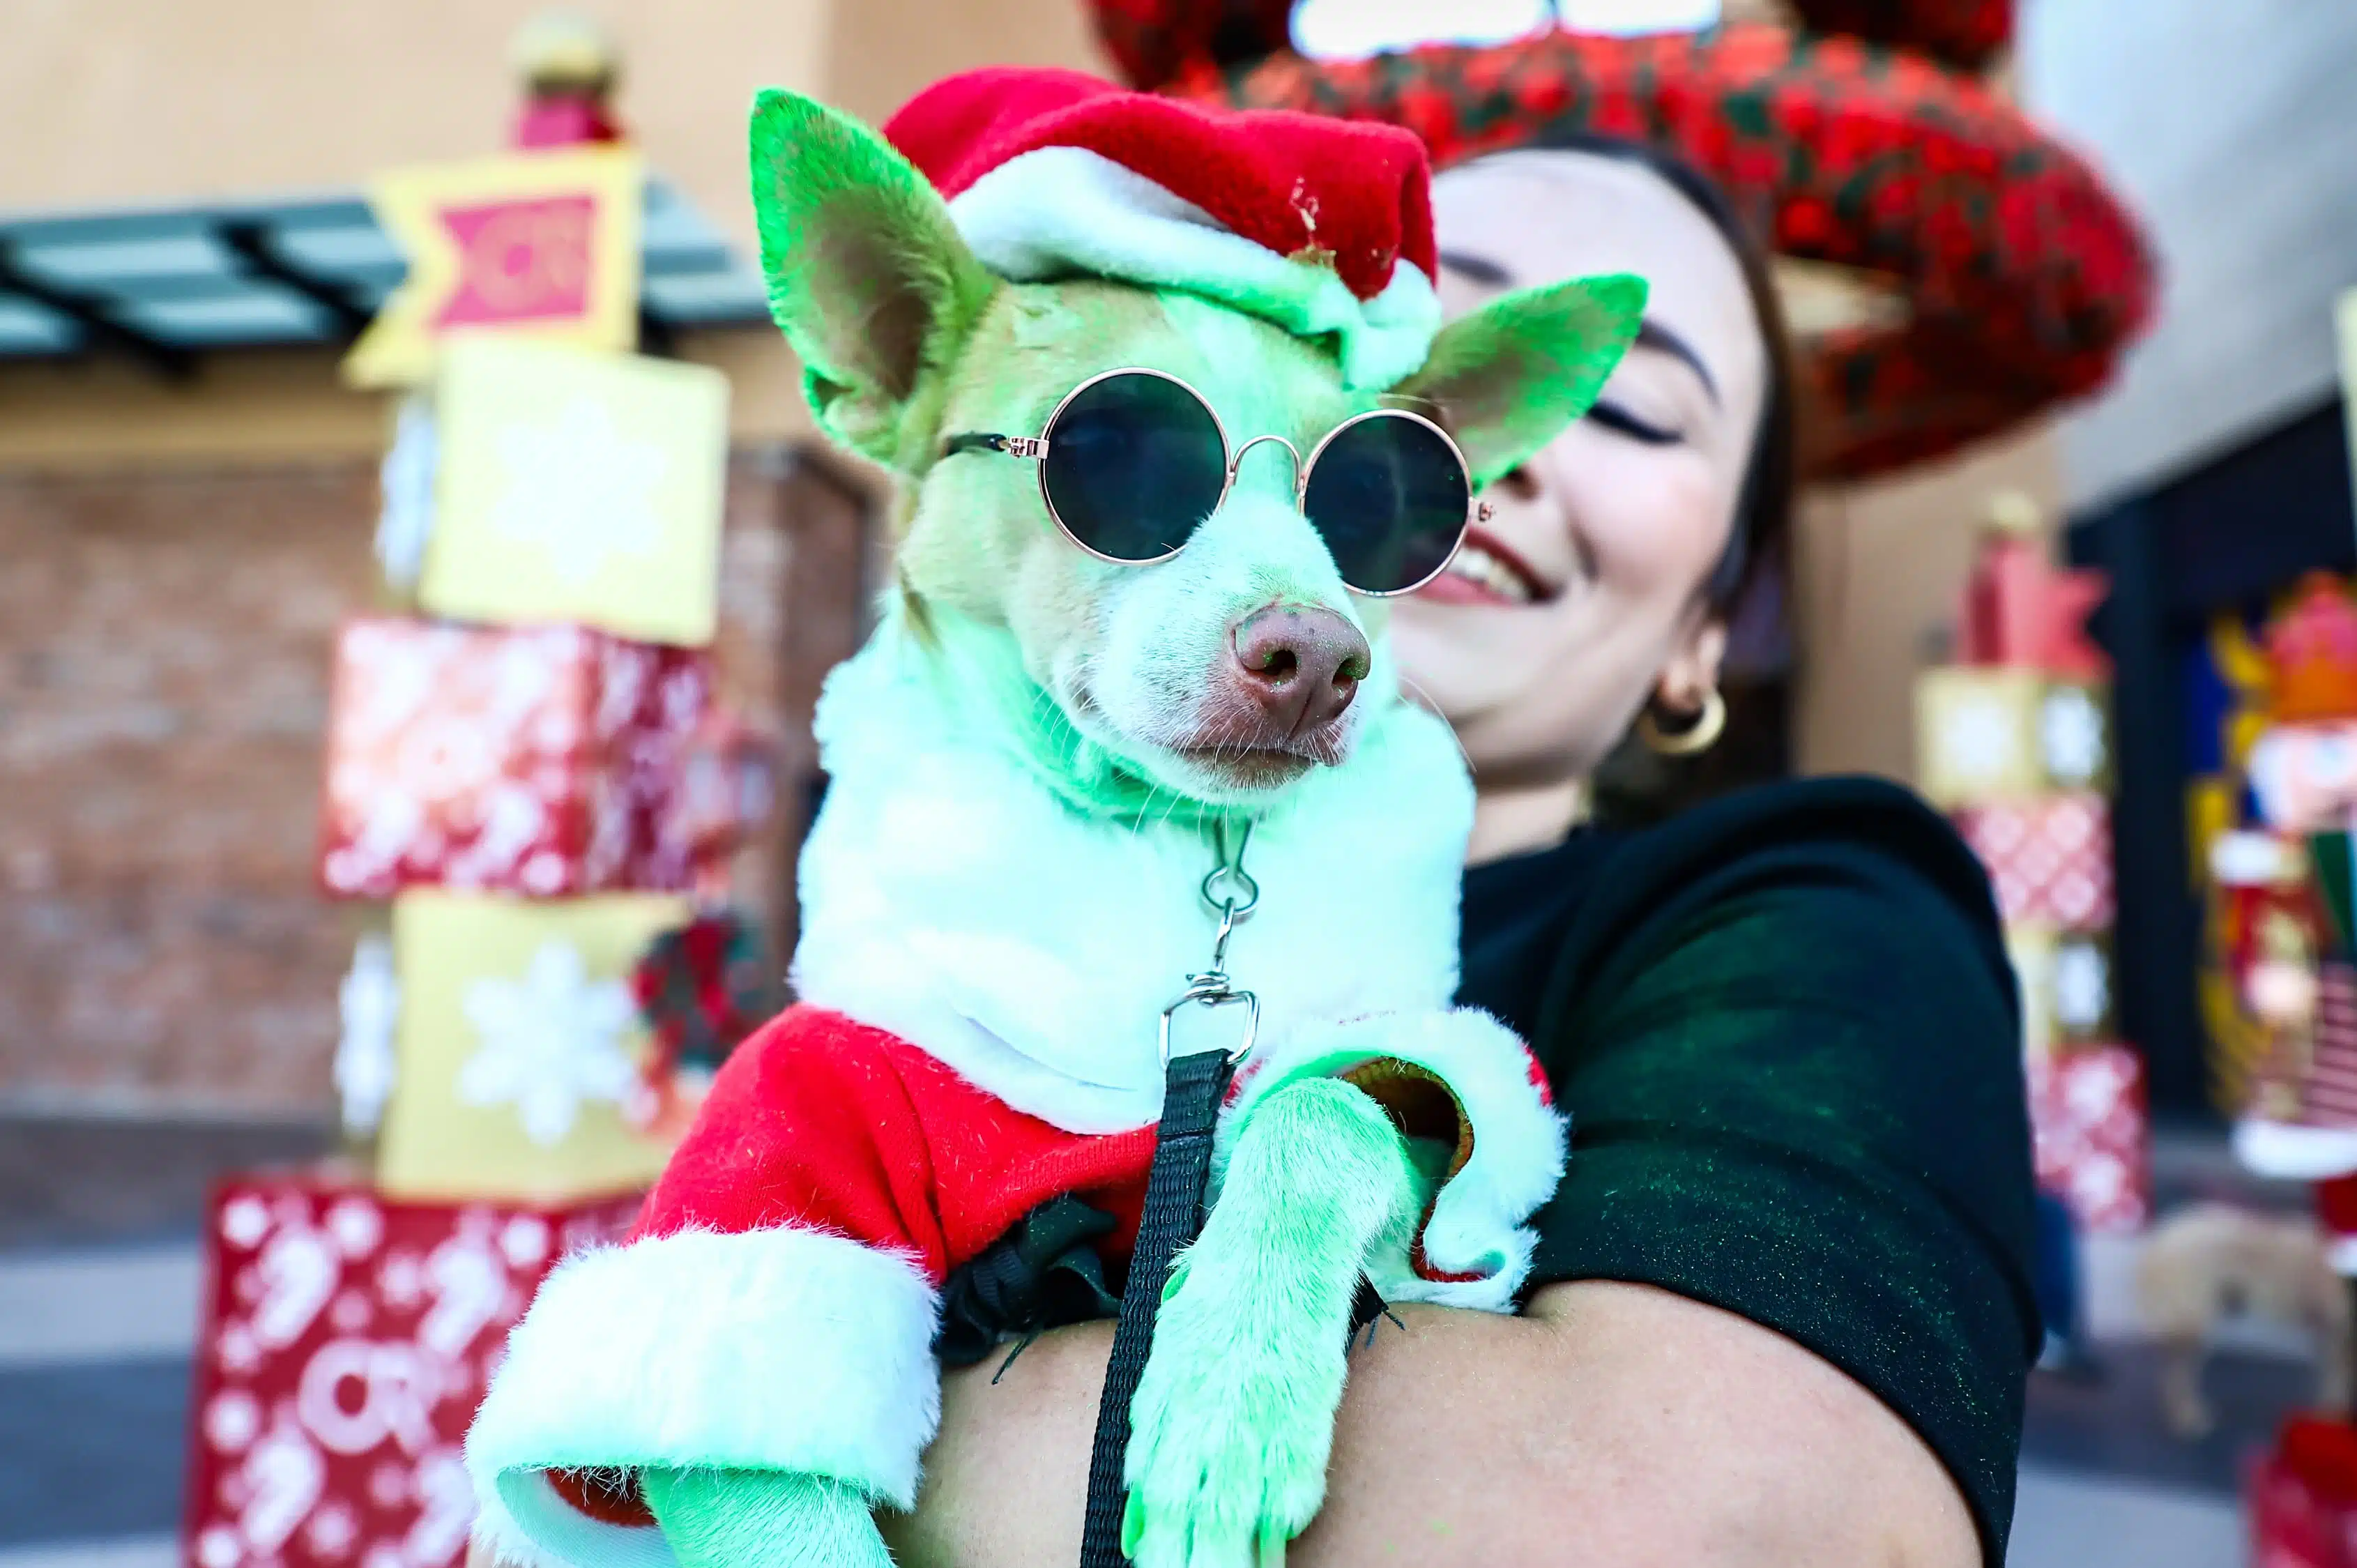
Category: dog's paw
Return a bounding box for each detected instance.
[1119,1078,1421,1568]
[642,1467,893,1568]
[1121,1254,1343,1567]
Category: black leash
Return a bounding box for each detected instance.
[1076,1044,1237,1568]
[1074,819,1263,1567]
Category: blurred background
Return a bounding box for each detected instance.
[4,1,2357,1565]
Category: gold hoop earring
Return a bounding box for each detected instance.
[1637,688,1727,757]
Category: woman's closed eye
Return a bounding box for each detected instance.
[1585,398,1684,446]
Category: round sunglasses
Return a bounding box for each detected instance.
[941,367,1490,597]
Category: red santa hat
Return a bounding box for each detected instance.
[883,67,1443,389]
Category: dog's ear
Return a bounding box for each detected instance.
[749,89,998,467]
[1392,274,1647,487]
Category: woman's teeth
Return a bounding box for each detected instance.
[1444,542,1536,603]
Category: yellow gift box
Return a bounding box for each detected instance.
[421,337,730,647]
[1915,666,2112,809]
[375,890,688,1202]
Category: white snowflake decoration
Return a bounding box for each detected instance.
[334,936,401,1139]
[488,395,671,585]
[2041,686,2107,786]
[457,941,638,1146]
[375,395,438,588]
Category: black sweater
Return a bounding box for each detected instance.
[1458,776,2038,1565]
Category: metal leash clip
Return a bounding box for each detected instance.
[1157,817,1260,1066]
[1158,974,1259,1067]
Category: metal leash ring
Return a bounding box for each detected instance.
[1199,861,1260,922]
[1158,974,1260,1067]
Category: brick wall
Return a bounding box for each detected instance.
[0,449,869,1116]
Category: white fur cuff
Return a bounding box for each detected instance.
[467,1226,943,1568]
[1222,1009,1568,1313]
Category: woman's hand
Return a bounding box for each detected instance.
[878,1281,1980,1567]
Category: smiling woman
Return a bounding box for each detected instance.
[1398,135,1796,858]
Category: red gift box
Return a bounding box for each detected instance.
[2028,1044,2151,1233]
[182,1174,640,1568]
[2250,1418,2357,1568]
[319,618,711,898]
[1952,792,2114,930]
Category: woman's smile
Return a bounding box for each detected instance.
[1421,526,1554,607]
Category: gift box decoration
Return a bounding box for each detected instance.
[1914,667,2111,809]
[319,617,711,899]
[2027,1043,2151,1233]
[1956,501,2109,683]
[420,337,729,648]
[1951,792,2114,931]
[374,890,690,1202]
[2007,927,2116,1061]
[182,1175,639,1568]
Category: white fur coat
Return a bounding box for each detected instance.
[790,609,1476,1135]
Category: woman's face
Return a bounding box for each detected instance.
[1394,151,1769,786]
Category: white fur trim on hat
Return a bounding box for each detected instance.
[945,145,1441,390]
[467,1226,942,1568]
[1216,1008,1568,1313]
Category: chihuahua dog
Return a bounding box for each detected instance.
[470,75,1642,1568]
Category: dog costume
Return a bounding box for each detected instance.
[466,70,1566,1566]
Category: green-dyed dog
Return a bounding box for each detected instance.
[468,75,1639,1568]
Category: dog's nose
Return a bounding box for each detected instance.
[1230,604,1371,738]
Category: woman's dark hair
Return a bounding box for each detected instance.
[1444,129,1799,617]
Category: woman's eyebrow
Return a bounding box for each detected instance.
[1444,249,1721,407]
[1635,319,1720,406]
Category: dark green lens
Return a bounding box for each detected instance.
[1300,414,1471,593]
[1041,373,1228,563]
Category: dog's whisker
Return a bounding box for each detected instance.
[1396,673,1474,776]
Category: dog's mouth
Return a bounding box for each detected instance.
[1165,713,1351,785]
[1066,681,1350,793]
[1169,738,1327,785]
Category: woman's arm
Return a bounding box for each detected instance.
[880,1280,1978,1567]
[884,780,2033,1567]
